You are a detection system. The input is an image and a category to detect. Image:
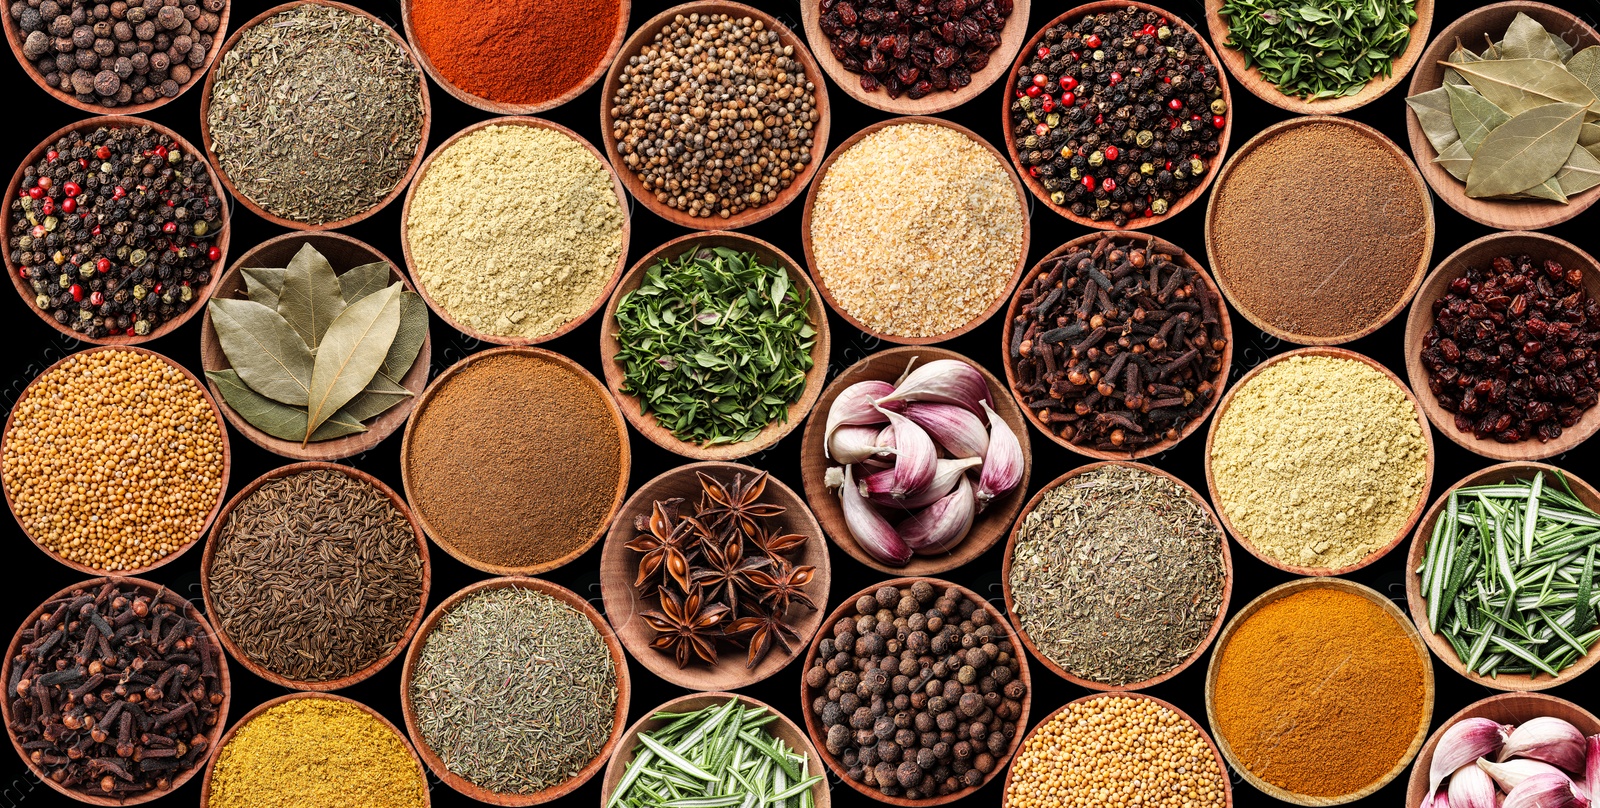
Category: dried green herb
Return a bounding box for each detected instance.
[1466,102,1585,198]
[1218,0,1417,100]
[1452,58,1596,115]
[1407,86,1459,152]
[305,285,401,440]
[1446,81,1509,153]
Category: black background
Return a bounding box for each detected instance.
[3,1,1599,806]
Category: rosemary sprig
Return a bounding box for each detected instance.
[608,700,824,808]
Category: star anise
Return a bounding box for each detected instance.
[697,471,786,538]
[640,587,729,669]
[625,499,694,594]
[748,521,808,558]
[744,557,818,615]
[727,604,801,669]
[691,529,768,617]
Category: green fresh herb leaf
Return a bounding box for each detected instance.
[1219,0,1416,99]
[277,242,347,350]
[1450,58,1597,116]
[241,266,284,308]
[1447,82,1510,153]
[207,297,313,406]
[206,369,366,442]
[304,283,402,441]
[337,261,394,304]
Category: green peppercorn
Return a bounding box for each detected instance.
[132,284,146,300]
[1051,191,1066,205]
[35,294,50,309]
[129,249,147,265]
[58,274,71,289]
[134,319,151,336]
[179,285,194,303]
[1211,98,1227,115]
[1088,151,1105,168]
[192,220,207,236]
[1151,198,1169,215]
[1190,157,1206,176]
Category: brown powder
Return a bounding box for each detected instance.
[404,351,625,570]
[1209,120,1430,341]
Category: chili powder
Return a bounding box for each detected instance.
[408,0,621,107]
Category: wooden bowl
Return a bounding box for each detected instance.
[1204,346,1435,576]
[798,346,1033,576]
[600,692,830,808]
[400,576,630,806]
[401,116,630,346]
[1205,116,1433,345]
[801,116,1030,345]
[1403,232,1600,460]
[1,345,231,576]
[1404,461,1600,691]
[600,461,830,691]
[1000,233,1233,459]
[3,576,232,806]
[198,0,430,232]
[799,577,1033,807]
[599,1,831,231]
[1403,692,1600,808]
[198,231,432,460]
[5,116,231,346]
[400,0,628,115]
[1205,577,1435,806]
[200,461,431,692]
[399,346,630,576]
[599,231,831,460]
[1000,692,1233,808]
[1205,0,1433,114]
[1001,461,1232,691]
[1001,2,1232,231]
[799,0,1030,115]
[1406,2,1600,231]
[200,692,427,808]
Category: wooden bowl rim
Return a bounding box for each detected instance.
[4,115,232,346]
[399,576,631,806]
[1402,692,1600,808]
[800,115,1031,345]
[197,0,431,232]
[598,231,832,460]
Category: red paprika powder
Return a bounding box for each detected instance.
[409,0,621,107]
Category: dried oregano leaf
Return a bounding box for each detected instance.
[304,283,402,440]
[1450,58,1597,116]
[1446,83,1509,153]
[1408,87,1459,153]
[1466,102,1586,198]
[278,243,346,350]
[337,261,393,304]
[206,369,366,442]
[208,297,312,406]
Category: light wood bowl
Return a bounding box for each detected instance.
[200,461,431,692]
[400,0,628,115]
[600,692,830,808]
[600,1,831,231]
[1000,692,1233,808]
[1406,2,1600,231]
[1205,115,1433,345]
[1001,2,1232,231]
[198,231,431,460]
[399,346,630,576]
[200,692,427,808]
[799,0,1030,115]
[1204,346,1435,576]
[1404,461,1600,691]
[400,116,630,346]
[5,116,231,346]
[798,346,1033,576]
[1403,692,1600,808]
[600,461,830,691]
[1403,231,1600,461]
[198,0,430,232]
[1205,577,1435,806]
[599,231,831,460]
[1205,0,1433,114]
[3,576,232,806]
[799,577,1033,807]
[400,576,630,807]
[801,116,1030,345]
[1001,461,1232,691]
[1000,233,1232,459]
[1,345,231,576]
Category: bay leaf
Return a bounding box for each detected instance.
[337,261,393,304]
[1515,178,1569,202]
[1581,122,1600,147]
[1447,83,1510,153]
[241,267,283,308]
[206,369,365,442]
[304,283,401,441]
[1556,141,1600,195]
[1450,58,1598,115]
[340,371,412,423]
[207,297,312,406]
[277,243,346,350]
[1407,87,1460,153]
[381,290,428,380]
[1466,102,1586,197]
[1500,13,1565,62]
[1435,139,1474,180]
[1444,41,1483,86]
[1566,46,1600,98]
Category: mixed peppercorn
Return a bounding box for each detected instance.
[7,125,223,340]
[10,0,224,107]
[1008,8,1226,226]
[815,0,1013,100]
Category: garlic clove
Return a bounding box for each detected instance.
[1503,717,1587,773]
[975,399,1024,511]
[1503,773,1591,808]
[824,380,894,456]
[1453,759,1503,808]
[824,465,845,491]
[873,408,937,501]
[840,464,912,566]
[902,402,989,459]
[1586,735,1600,799]
[1434,719,1513,796]
[864,457,982,510]
[829,424,892,465]
[1481,757,1569,793]
[899,476,977,556]
[874,359,993,415]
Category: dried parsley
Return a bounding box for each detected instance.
[1219,0,1417,100]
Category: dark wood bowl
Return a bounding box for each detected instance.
[1404,461,1600,691]
[399,346,630,576]
[5,116,231,346]
[799,0,1030,115]
[1403,692,1600,808]
[801,116,1030,345]
[599,231,831,460]
[600,1,831,231]
[1403,231,1600,460]
[1000,232,1233,459]
[798,346,1033,576]
[200,692,427,808]
[400,577,630,807]
[199,461,431,692]
[2,577,232,806]
[1001,461,1233,691]
[1001,1,1233,231]
[198,231,432,460]
[1204,0,1433,114]
[1204,577,1435,806]
[400,116,630,346]
[799,577,1033,807]
[197,0,430,232]
[1,345,231,576]
[1205,115,1433,345]
[1405,2,1600,231]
